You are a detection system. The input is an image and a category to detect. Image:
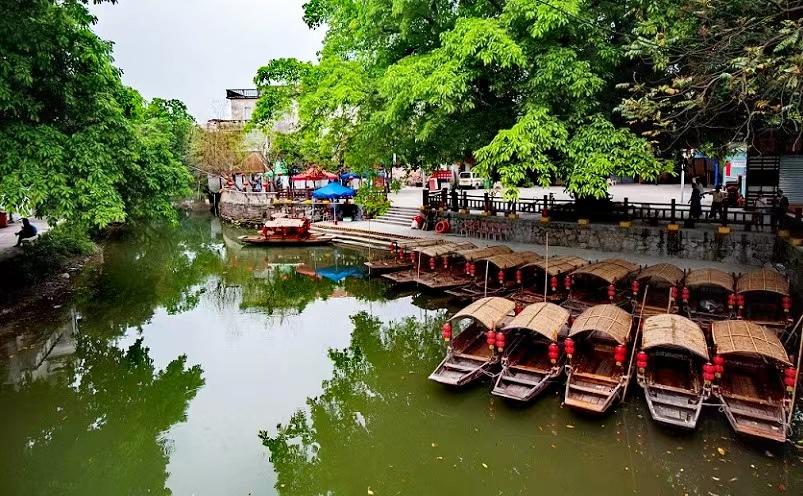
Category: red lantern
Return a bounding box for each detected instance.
[410,252,417,265]
[608,284,616,301]
[441,322,452,341]
[670,286,678,300]
[398,248,405,261]
[703,362,715,383]
[785,368,798,392]
[514,302,523,315]
[564,275,572,290]
[469,262,476,277]
[782,296,792,313]
[486,330,497,349]
[631,279,640,296]
[389,242,396,254]
[442,256,449,270]
[785,367,798,378]
[564,337,575,358]
[736,294,745,309]
[548,342,560,364]
[614,344,627,366]
[498,269,505,284]
[681,286,690,303]
[550,276,558,292]
[713,355,725,378]
[636,351,648,371]
[495,332,506,352]
[515,269,523,285]
[429,257,436,271]
[727,293,736,310]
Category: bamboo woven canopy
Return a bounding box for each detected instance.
[636,263,684,287]
[642,314,709,360]
[484,251,542,270]
[569,304,633,344]
[711,320,791,365]
[736,269,790,296]
[685,268,735,291]
[457,245,513,262]
[416,242,477,258]
[570,258,639,284]
[520,256,588,276]
[263,218,308,228]
[503,302,570,342]
[450,297,515,331]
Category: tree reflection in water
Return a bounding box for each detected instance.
[0,337,203,495]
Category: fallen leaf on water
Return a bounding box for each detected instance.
[436,456,443,460]
[368,487,374,495]
[728,477,737,483]
[482,463,488,469]
[717,447,726,456]
[431,442,437,448]
[712,476,720,482]
[565,424,575,429]
[551,444,556,449]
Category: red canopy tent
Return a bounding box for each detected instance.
[291,167,338,181]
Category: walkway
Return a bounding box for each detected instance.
[0,218,49,262]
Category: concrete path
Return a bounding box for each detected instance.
[343,218,754,273]
[0,218,49,262]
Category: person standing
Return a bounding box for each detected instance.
[207,174,223,216]
[689,179,702,221]
[773,189,789,231]
[707,185,724,220]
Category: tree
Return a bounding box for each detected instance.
[190,125,247,175]
[252,0,672,199]
[0,0,191,228]
[619,0,803,156]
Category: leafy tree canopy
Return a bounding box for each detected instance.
[620,0,803,158]
[253,0,672,198]
[0,0,193,228]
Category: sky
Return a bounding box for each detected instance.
[90,0,325,123]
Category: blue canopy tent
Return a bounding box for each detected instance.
[316,265,364,283]
[311,183,356,224]
[340,172,363,181]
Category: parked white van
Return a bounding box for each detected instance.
[458,171,484,189]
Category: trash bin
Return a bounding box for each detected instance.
[0,211,7,228]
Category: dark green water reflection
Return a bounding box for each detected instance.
[0,215,799,496]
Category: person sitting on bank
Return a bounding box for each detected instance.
[15,218,37,246]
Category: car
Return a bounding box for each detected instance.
[458,171,484,189]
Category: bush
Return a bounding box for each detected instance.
[0,225,95,289]
[354,185,391,218]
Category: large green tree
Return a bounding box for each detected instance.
[253,0,672,198]
[0,0,192,227]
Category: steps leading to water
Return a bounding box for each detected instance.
[373,206,420,227]
[311,221,421,250]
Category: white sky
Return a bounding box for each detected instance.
[90,0,325,122]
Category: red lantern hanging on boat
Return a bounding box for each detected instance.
[727,293,736,310]
[548,342,560,364]
[607,284,616,301]
[713,355,725,378]
[441,322,452,342]
[498,269,505,285]
[681,286,690,303]
[670,286,678,301]
[614,344,627,367]
[495,332,506,352]
[636,351,648,372]
[442,255,450,270]
[564,275,572,291]
[469,262,476,277]
[429,256,436,271]
[514,301,523,315]
[515,269,523,285]
[550,276,558,293]
[703,362,715,384]
[631,279,640,297]
[398,248,405,261]
[784,368,798,393]
[410,252,417,265]
[782,296,792,314]
[736,294,745,309]
[389,242,396,254]
[486,330,497,350]
[564,337,575,359]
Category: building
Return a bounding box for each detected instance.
[747,130,803,206]
[226,88,260,121]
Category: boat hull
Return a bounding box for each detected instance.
[428,354,497,387]
[238,235,334,246]
[641,384,705,430]
[492,365,560,402]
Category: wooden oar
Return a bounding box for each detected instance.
[787,314,803,426]
[622,284,649,402]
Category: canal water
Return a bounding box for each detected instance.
[0,214,800,496]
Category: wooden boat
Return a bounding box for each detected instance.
[445,251,541,300]
[711,320,795,443]
[637,314,710,429]
[429,297,515,386]
[563,304,634,414]
[381,241,475,286]
[364,239,443,274]
[632,263,685,317]
[492,303,571,402]
[511,256,588,305]
[736,269,792,332]
[414,243,484,290]
[561,259,639,317]
[683,268,735,326]
[239,217,334,246]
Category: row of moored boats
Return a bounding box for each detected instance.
[365,239,800,443]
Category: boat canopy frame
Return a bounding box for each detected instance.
[569,304,633,344]
[449,297,515,331]
[736,269,790,296]
[455,245,513,262]
[636,263,684,287]
[503,302,570,342]
[569,258,639,284]
[685,268,735,291]
[711,320,792,365]
[641,314,709,360]
[520,256,588,277]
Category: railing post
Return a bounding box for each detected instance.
[543,195,548,214]
[483,192,490,213]
[440,188,448,208]
[450,189,458,212]
[422,188,429,208]
[461,190,468,211]
[721,203,728,226]
[623,197,629,220]
[670,198,676,223]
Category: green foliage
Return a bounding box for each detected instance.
[619,0,803,155]
[354,185,390,218]
[253,0,670,198]
[389,179,403,194]
[0,0,192,228]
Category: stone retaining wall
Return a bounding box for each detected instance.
[442,212,779,267]
[219,191,273,225]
